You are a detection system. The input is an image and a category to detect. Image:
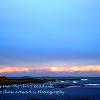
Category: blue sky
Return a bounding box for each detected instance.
[0,0,100,76]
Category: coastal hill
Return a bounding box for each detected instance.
[0,76,55,85]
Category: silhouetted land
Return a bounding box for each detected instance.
[0,76,55,85]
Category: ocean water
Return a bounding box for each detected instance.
[0,77,100,100]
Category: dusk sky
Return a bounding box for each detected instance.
[0,0,100,76]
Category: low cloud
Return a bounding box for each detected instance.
[0,67,33,73]
[0,65,100,74]
[50,65,100,72]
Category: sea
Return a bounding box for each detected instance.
[0,77,100,100]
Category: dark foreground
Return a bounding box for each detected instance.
[0,77,100,100]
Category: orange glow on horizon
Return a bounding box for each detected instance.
[0,67,33,73]
[50,65,100,72]
[0,65,100,74]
